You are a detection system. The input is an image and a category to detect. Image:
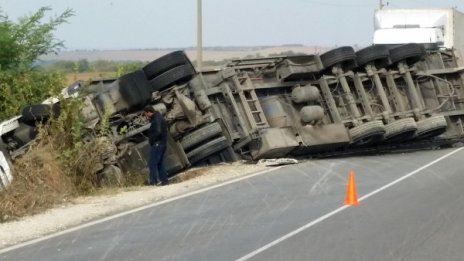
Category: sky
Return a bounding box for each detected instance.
[0,0,463,50]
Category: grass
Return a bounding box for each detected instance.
[65,72,115,85]
[0,144,75,222]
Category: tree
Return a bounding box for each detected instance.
[0,7,73,120]
[77,59,90,72]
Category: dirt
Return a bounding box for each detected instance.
[0,161,271,249]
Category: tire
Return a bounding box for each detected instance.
[118,73,145,108]
[132,70,152,101]
[186,136,230,165]
[389,43,425,66]
[356,45,390,68]
[415,115,447,139]
[51,102,61,118]
[384,118,417,142]
[142,51,193,80]
[181,122,223,151]
[320,46,357,71]
[21,104,52,124]
[149,64,196,92]
[349,120,386,146]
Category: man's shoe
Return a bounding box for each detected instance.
[159,180,169,186]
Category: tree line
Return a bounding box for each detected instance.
[39,50,308,74]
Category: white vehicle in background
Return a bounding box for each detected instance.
[373,8,464,64]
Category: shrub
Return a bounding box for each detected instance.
[0,6,73,121]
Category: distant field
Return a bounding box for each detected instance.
[55,45,334,85]
[44,45,332,62]
[65,72,115,85]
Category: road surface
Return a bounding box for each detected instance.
[1,148,464,261]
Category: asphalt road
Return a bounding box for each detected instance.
[1,148,464,261]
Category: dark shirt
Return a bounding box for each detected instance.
[148,112,167,146]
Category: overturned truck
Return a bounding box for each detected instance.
[198,43,463,158]
[2,42,464,189]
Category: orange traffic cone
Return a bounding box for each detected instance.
[344,170,360,206]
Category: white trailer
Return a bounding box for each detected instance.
[373,8,464,65]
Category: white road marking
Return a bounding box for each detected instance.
[236,147,463,261]
[0,166,282,254]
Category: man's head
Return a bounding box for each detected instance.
[143,105,156,119]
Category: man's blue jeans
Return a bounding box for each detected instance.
[149,143,167,185]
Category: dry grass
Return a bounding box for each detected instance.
[0,117,117,222]
[65,72,114,85]
[0,144,74,222]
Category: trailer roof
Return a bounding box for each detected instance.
[374,8,464,29]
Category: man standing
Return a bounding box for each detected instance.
[143,105,169,186]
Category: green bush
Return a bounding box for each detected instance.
[0,6,73,121]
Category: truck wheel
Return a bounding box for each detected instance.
[0,143,13,190]
[356,45,390,68]
[119,73,144,107]
[142,51,193,80]
[186,136,230,165]
[21,104,52,125]
[149,64,196,92]
[180,122,223,151]
[349,120,386,146]
[415,115,448,139]
[132,70,152,101]
[51,102,61,118]
[320,46,357,71]
[384,118,417,142]
[389,43,425,66]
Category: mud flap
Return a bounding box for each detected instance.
[292,123,350,155]
[118,135,189,177]
[251,127,299,159]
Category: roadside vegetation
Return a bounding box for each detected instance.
[0,7,146,222]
